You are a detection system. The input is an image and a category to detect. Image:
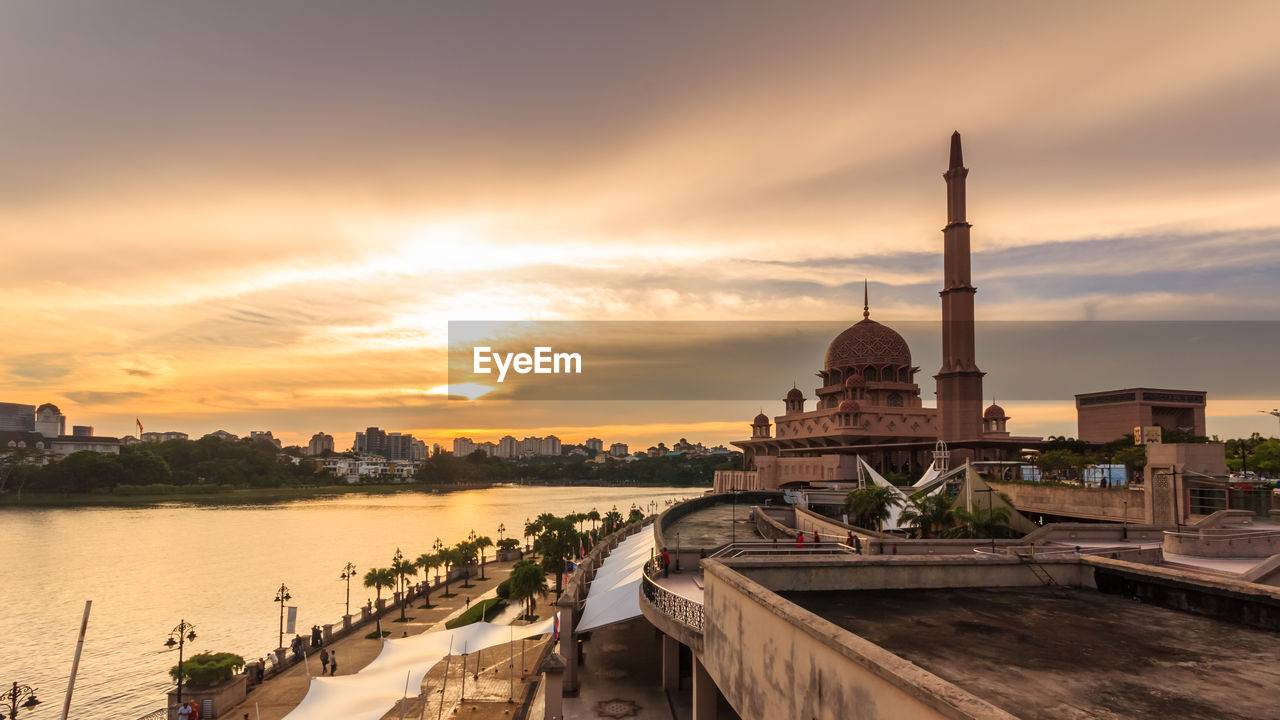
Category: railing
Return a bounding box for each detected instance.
[641,558,705,632]
[1163,528,1280,542]
[707,541,857,559]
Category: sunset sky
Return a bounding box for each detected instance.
[3,1,1279,450]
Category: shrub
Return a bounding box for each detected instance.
[496,580,511,600]
[170,652,245,688]
[444,598,506,629]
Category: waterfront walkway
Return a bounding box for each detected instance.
[226,559,523,720]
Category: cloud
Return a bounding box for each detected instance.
[63,390,149,405]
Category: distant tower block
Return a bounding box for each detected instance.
[935,132,985,449]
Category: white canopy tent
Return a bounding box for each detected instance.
[576,525,655,633]
[282,618,553,720]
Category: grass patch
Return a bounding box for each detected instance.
[364,630,391,639]
[419,603,436,609]
[392,616,415,623]
[445,598,507,629]
[439,592,458,599]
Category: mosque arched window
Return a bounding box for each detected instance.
[887,392,904,407]
[864,367,878,382]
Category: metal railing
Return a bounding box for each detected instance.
[707,541,857,559]
[641,558,705,632]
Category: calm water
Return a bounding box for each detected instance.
[0,485,697,719]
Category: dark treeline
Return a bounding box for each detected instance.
[5,437,321,494]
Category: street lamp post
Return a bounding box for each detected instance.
[432,537,444,583]
[339,562,356,618]
[274,583,292,653]
[0,682,41,720]
[163,620,197,709]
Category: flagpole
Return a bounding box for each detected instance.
[60,600,92,720]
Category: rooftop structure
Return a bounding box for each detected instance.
[1075,387,1207,443]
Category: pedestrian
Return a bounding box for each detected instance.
[846,531,854,547]
[466,596,471,609]
[854,534,863,555]
[189,700,200,720]
[329,650,338,676]
[320,648,329,675]
[177,702,191,720]
[796,531,804,548]
[813,531,821,544]
[256,658,266,683]
[660,547,671,578]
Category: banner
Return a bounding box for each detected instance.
[286,606,298,635]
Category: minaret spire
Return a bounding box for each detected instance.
[862,278,870,319]
[949,130,963,170]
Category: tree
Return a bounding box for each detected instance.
[585,509,601,532]
[363,567,395,638]
[627,507,645,524]
[844,486,901,532]
[390,556,417,620]
[899,492,955,538]
[508,560,548,620]
[945,503,1018,539]
[534,516,579,596]
[437,548,461,596]
[455,540,479,588]
[414,552,440,607]
[602,508,623,534]
[473,535,494,580]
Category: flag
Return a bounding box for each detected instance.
[285,606,298,635]
[579,537,585,558]
[552,610,560,642]
[136,417,144,435]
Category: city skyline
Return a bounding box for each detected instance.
[4,2,1280,449]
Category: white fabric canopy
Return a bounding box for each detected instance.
[576,526,654,632]
[282,618,553,720]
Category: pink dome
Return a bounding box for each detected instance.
[844,374,865,388]
[786,387,804,400]
[984,403,1007,420]
[825,318,911,371]
[837,399,861,414]
[753,412,770,425]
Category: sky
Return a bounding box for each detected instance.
[3,1,1280,451]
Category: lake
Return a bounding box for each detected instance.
[0,484,698,719]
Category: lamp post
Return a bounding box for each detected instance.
[432,537,444,582]
[0,682,41,720]
[523,518,530,552]
[339,562,356,618]
[274,583,292,652]
[163,620,197,709]
[497,523,506,543]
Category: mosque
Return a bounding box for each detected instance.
[723,133,1041,491]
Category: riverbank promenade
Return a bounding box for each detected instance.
[225,557,525,720]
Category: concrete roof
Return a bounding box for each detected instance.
[782,587,1280,720]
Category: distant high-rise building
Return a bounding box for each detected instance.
[142,431,189,443]
[453,437,476,456]
[431,443,441,457]
[585,437,604,454]
[609,443,629,457]
[250,430,282,449]
[0,403,35,432]
[498,435,518,459]
[307,432,335,456]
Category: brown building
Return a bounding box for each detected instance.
[1075,387,1207,443]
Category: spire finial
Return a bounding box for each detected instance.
[863,278,870,319]
[949,131,963,170]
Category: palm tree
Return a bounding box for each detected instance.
[390,556,417,620]
[585,509,601,533]
[845,486,902,532]
[455,540,479,588]
[508,560,548,620]
[602,508,623,534]
[414,552,440,608]
[362,567,395,638]
[945,503,1017,539]
[899,492,955,539]
[473,535,494,580]
[437,547,461,596]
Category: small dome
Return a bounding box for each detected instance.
[36,403,61,414]
[844,374,865,388]
[984,403,1007,420]
[837,399,861,414]
[753,412,770,425]
[786,387,803,401]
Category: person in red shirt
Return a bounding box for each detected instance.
[796,531,804,548]
[660,548,671,578]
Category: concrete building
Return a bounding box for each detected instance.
[34,403,66,438]
[203,430,239,441]
[141,431,189,443]
[453,437,476,457]
[585,437,604,454]
[610,442,629,457]
[498,435,518,458]
[306,432,335,456]
[1075,387,1207,443]
[249,430,282,448]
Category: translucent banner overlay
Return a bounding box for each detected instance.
[447,321,1280,402]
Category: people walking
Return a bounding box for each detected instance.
[796,531,804,548]
[177,702,191,720]
[329,650,338,676]
[320,648,329,675]
[660,547,671,578]
[188,700,200,720]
